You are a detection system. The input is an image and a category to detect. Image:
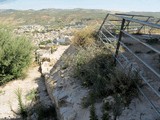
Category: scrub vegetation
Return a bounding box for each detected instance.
[0,25,33,85]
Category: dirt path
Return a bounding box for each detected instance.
[0,66,54,119]
[0,45,70,120]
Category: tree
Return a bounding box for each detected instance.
[0,25,33,85]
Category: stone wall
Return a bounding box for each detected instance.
[40,45,91,120]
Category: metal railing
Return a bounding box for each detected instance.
[98,13,160,117]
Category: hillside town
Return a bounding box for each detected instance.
[14,23,85,46]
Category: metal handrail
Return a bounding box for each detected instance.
[98,14,109,35]
[122,30,160,54]
[115,13,154,18]
[122,17,160,29]
[102,26,117,39]
[100,31,112,43]
[98,13,160,117]
[99,30,160,97]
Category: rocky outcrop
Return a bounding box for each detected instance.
[40,45,91,120]
[40,45,159,120]
[48,68,90,120]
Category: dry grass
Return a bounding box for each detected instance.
[71,26,97,47]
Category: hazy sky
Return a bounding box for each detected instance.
[0,0,160,12]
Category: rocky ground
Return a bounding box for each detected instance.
[1,41,159,120]
[0,64,56,120]
[46,45,160,120]
[0,45,69,120]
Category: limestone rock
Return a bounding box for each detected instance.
[103,96,116,106]
[66,111,77,120]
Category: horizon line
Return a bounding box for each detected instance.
[0,8,160,13]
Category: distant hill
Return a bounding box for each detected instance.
[0,9,159,28]
[127,11,160,18]
[0,9,109,28]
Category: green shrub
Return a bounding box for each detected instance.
[71,45,140,110]
[15,88,28,118]
[101,111,109,120]
[81,92,96,108]
[12,88,57,119]
[0,26,33,85]
[51,45,58,54]
[101,101,110,120]
[73,46,114,96]
[90,104,98,120]
[39,40,52,45]
[26,89,38,101]
[108,69,141,105]
[101,95,123,120]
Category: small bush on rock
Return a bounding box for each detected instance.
[90,104,98,120]
[73,46,114,97]
[108,69,141,105]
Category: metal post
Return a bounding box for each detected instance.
[124,15,134,31]
[114,19,125,65]
[149,19,160,33]
[137,16,151,33]
[98,14,109,35]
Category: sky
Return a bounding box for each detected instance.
[0,0,160,12]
